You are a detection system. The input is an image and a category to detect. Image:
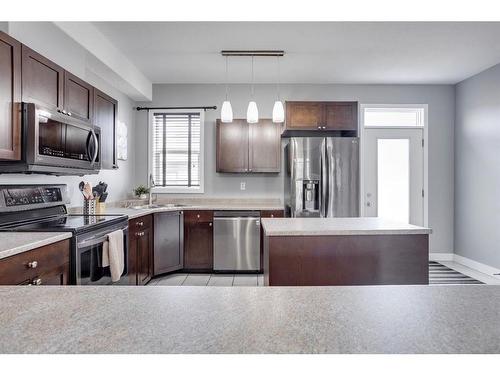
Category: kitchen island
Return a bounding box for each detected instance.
[261,217,431,286]
[0,285,499,353]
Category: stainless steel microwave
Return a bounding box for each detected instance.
[0,103,101,176]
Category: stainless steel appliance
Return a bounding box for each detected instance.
[0,185,128,285]
[154,211,184,275]
[0,103,101,175]
[284,137,360,217]
[213,211,260,272]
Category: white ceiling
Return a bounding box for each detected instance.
[93,22,500,85]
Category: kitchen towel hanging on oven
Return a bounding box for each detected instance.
[102,229,125,282]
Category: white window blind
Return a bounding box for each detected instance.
[152,112,201,187]
[363,107,424,127]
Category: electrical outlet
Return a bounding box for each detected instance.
[240,182,246,190]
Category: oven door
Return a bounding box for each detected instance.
[25,103,101,171]
[74,224,129,285]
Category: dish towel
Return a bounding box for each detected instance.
[102,229,124,283]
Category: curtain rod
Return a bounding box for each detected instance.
[136,106,217,111]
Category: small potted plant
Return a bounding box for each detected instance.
[133,185,150,200]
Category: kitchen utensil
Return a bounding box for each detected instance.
[83,182,93,200]
[79,181,86,198]
[100,192,109,202]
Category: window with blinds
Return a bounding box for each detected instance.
[151,112,202,189]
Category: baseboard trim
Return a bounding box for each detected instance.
[453,254,500,278]
[429,253,454,262]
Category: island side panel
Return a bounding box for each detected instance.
[265,234,429,286]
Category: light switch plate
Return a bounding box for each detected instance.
[240,182,246,190]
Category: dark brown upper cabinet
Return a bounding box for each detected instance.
[216,119,281,173]
[285,101,323,130]
[64,71,94,124]
[285,101,358,131]
[324,102,358,130]
[0,31,22,161]
[248,120,281,173]
[216,119,249,173]
[94,89,118,169]
[22,45,64,111]
[17,36,120,170]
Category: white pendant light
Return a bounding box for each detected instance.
[272,56,284,123]
[221,56,233,123]
[272,101,284,123]
[247,56,259,124]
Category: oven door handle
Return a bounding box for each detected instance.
[78,235,110,248]
[77,226,127,249]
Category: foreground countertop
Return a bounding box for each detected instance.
[0,285,499,353]
[0,232,73,260]
[261,217,432,236]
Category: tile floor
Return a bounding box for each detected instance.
[148,273,265,287]
[147,262,500,286]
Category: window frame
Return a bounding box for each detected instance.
[361,103,426,129]
[148,109,205,194]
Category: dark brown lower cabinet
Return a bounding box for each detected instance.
[128,215,153,285]
[183,210,213,271]
[0,239,70,285]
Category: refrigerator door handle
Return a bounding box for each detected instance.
[320,138,328,217]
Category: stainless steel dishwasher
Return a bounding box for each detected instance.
[213,211,261,271]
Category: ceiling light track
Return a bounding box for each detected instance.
[221,50,285,57]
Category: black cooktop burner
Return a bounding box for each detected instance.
[0,214,127,234]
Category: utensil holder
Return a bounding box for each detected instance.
[96,202,106,214]
[83,199,96,215]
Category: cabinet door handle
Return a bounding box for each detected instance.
[208,222,212,227]
[136,231,145,237]
[31,278,42,286]
[197,214,200,219]
[28,261,38,269]
[136,221,144,227]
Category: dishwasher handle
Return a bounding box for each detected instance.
[214,216,260,226]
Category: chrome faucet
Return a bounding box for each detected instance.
[148,173,156,206]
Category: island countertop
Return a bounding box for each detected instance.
[0,285,499,354]
[261,217,432,236]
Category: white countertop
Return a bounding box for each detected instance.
[104,203,284,220]
[0,232,73,260]
[261,217,432,236]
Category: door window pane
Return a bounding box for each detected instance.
[377,139,409,223]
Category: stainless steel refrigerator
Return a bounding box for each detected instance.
[284,137,360,217]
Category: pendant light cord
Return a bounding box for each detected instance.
[276,56,281,101]
[225,56,229,101]
[251,56,255,98]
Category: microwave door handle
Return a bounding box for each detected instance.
[86,132,92,161]
[90,129,99,165]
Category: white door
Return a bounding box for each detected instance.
[363,128,424,225]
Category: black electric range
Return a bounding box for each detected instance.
[0,184,129,285]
